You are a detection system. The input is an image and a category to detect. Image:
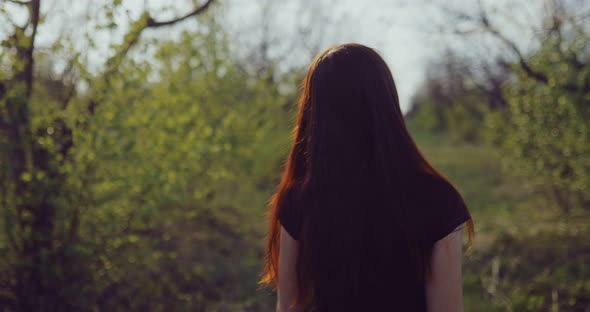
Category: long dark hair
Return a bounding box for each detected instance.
[260,43,474,309]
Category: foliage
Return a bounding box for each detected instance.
[411,17,590,308]
[407,52,493,143]
[413,132,590,312]
[0,2,294,310]
[71,29,293,310]
[410,23,589,212]
[486,30,590,212]
[465,230,590,312]
[1,0,588,310]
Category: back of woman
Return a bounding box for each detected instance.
[260,43,474,312]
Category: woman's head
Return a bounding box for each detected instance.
[261,43,473,309]
[296,44,412,184]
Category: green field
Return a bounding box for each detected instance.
[410,131,590,311]
[251,130,590,311]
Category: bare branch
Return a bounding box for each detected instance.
[20,0,40,98]
[146,0,215,28]
[473,1,547,83]
[482,25,548,83]
[5,0,31,5]
[0,9,25,33]
[85,0,215,116]
[441,1,583,93]
[59,57,78,109]
[478,4,583,92]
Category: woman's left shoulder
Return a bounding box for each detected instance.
[420,173,470,244]
[421,173,464,203]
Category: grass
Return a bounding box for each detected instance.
[412,130,590,311]
[252,129,589,311]
[414,132,551,244]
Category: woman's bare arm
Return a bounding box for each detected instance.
[277,226,302,312]
[425,227,464,312]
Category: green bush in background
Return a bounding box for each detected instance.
[0,3,293,310]
[407,14,590,312]
[486,30,590,213]
[1,0,588,311]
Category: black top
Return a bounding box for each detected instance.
[277,172,471,311]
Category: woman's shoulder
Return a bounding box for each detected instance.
[414,172,470,244]
[417,171,462,202]
[277,183,305,240]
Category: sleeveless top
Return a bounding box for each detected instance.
[278,172,471,311]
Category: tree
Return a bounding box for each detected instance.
[487,27,590,212]
[407,50,491,142]
[0,1,218,310]
[432,0,590,211]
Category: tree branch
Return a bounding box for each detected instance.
[146,0,215,28]
[483,24,550,84]
[23,0,40,98]
[475,1,549,85]
[100,0,216,84]
[84,0,215,116]
[5,0,31,5]
[442,1,583,93]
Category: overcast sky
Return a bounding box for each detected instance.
[1,0,553,112]
[224,0,460,111]
[222,0,551,111]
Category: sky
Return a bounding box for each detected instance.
[224,0,456,112]
[0,0,551,112]
[222,0,549,111]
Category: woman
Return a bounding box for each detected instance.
[260,43,474,312]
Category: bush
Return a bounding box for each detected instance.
[464,229,590,311]
[486,33,590,212]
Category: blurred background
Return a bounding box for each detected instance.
[0,0,589,311]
